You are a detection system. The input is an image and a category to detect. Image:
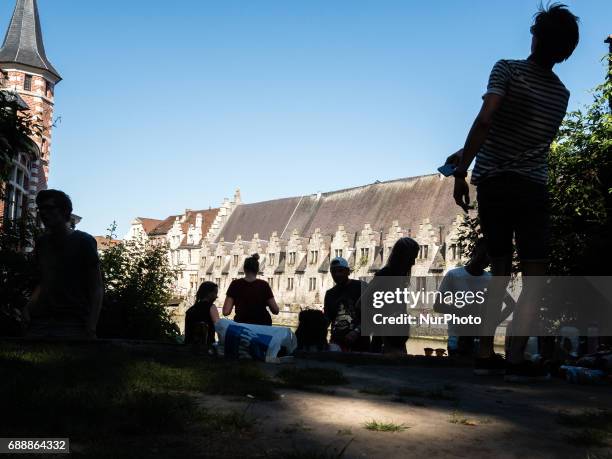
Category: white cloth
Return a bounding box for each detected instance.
[437,267,492,336]
[214,318,297,363]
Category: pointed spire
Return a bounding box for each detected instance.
[0,0,61,81]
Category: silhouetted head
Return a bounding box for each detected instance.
[530,3,579,64]
[386,237,420,276]
[466,238,490,273]
[244,253,260,276]
[330,256,351,285]
[36,189,72,232]
[196,281,218,303]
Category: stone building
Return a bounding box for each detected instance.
[0,0,61,222]
[128,174,473,331]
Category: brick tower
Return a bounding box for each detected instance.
[0,0,60,220]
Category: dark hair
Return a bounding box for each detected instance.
[35,189,73,221]
[386,237,420,276]
[531,3,579,63]
[244,253,260,275]
[296,309,328,351]
[196,281,218,302]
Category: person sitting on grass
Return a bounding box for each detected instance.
[368,237,420,355]
[223,254,280,325]
[184,281,220,346]
[23,190,104,340]
[324,257,369,352]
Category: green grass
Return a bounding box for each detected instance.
[448,411,478,426]
[277,366,348,388]
[0,342,276,455]
[363,420,408,432]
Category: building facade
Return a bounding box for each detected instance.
[128,175,473,331]
[0,0,61,222]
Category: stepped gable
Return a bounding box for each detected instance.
[216,174,469,243]
[148,215,179,237]
[136,218,163,234]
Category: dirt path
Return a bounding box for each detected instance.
[195,360,612,459]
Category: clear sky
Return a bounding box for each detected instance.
[2,0,610,237]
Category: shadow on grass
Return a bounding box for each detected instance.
[0,342,276,455]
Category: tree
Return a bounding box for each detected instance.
[0,90,43,187]
[97,223,180,341]
[548,57,612,275]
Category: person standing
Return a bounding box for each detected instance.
[223,254,279,326]
[449,4,579,381]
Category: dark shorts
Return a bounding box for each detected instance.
[477,173,550,261]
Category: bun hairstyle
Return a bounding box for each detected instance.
[244,253,260,274]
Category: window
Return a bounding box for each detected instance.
[334,249,343,258]
[233,254,239,266]
[215,278,221,286]
[287,277,294,291]
[450,244,457,261]
[419,245,429,259]
[24,74,32,91]
[216,255,222,267]
[0,70,7,87]
[309,250,319,265]
[187,250,192,264]
[360,247,369,262]
[267,277,274,288]
[190,274,198,290]
[308,277,317,291]
[288,252,296,265]
[269,253,276,266]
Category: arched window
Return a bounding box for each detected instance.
[4,153,31,221]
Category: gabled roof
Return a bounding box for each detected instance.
[0,0,61,81]
[136,217,163,234]
[216,174,468,243]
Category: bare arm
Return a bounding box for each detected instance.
[210,305,221,324]
[453,94,505,211]
[222,297,234,316]
[87,266,104,338]
[267,297,280,315]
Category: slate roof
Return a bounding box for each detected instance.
[147,208,219,242]
[0,0,61,81]
[217,174,469,243]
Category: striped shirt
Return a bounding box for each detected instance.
[471,59,569,185]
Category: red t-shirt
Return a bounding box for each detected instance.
[226,278,275,326]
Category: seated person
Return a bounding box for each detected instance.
[223,254,279,325]
[324,257,369,352]
[295,309,328,352]
[185,281,220,345]
[24,190,103,339]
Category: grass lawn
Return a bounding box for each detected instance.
[0,342,279,458]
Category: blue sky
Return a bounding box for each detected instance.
[2,0,611,236]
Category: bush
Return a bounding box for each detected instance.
[97,223,180,341]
